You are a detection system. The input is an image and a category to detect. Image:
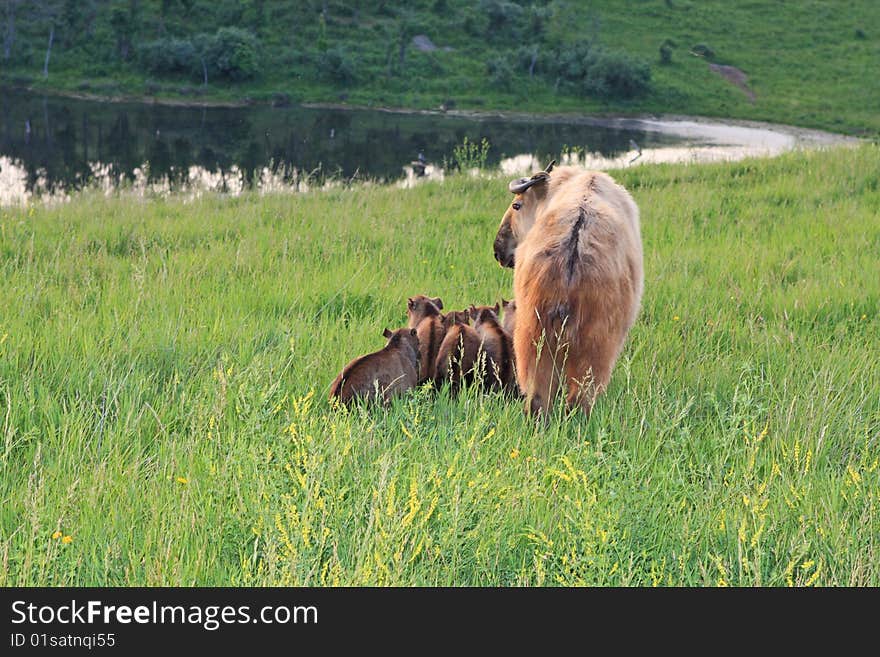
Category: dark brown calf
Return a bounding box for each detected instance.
[328,327,420,405]
[434,313,481,390]
[469,304,517,392]
[442,310,470,328]
[501,299,516,337]
[406,295,445,383]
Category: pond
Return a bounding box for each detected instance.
[0,89,850,204]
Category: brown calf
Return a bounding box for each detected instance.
[406,295,445,383]
[469,304,517,391]
[442,310,470,328]
[434,312,481,390]
[328,327,420,405]
[501,298,516,337]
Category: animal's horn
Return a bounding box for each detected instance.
[508,177,532,194]
[508,171,550,194]
[544,159,556,173]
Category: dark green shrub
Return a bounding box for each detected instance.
[486,56,514,90]
[517,44,542,77]
[203,28,260,81]
[691,43,715,59]
[317,46,356,84]
[549,41,651,99]
[583,50,651,98]
[461,6,488,37]
[659,39,675,65]
[527,4,549,37]
[479,0,524,39]
[138,38,197,75]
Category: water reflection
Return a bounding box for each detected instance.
[1,89,677,204]
[0,90,850,205]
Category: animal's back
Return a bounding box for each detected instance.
[329,350,416,404]
[475,321,515,390]
[517,169,643,329]
[415,316,445,382]
[328,352,378,403]
[435,323,480,387]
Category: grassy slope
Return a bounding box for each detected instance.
[2,1,879,135]
[1,145,878,586]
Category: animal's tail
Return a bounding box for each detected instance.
[328,372,344,401]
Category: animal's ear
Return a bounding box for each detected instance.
[383,328,392,339]
[407,297,414,309]
[431,297,443,310]
[544,159,556,173]
[410,328,417,336]
[493,302,500,314]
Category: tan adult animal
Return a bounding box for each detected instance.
[328,327,420,405]
[406,295,445,383]
[493,161,643,416]
[469,304,516,391]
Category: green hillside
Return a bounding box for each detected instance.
[1,1,878,135]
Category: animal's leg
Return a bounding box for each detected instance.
[515,307,560,416]
[563,333,616,416]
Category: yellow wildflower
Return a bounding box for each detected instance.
[176,476,188,485]
[61,535,73,544]
[51,531,63,540]
[510,447,520,459]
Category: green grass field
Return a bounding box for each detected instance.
[1,144,878,586]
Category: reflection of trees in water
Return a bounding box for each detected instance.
[0,91,660,195]
[107,113,138,181]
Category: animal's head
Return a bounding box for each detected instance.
[406,295,443,327]
[469,303,500,325]
[442,310,470,328]
[383,327,420,356]
[493,160,556,268]
[501,298,516,334]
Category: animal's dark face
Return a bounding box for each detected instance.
[493,200,521,269]
[494,169,552,268]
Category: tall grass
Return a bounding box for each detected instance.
[0,145,878,585]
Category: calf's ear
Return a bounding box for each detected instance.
[493,302,500,313]
[431,297,443,310]
[383,328,393,339]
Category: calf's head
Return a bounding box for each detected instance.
[442,310,470,328]
[468,303,501,325]
[406,295,443,327]
[383,327,420,360]
[493,160,555,268]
